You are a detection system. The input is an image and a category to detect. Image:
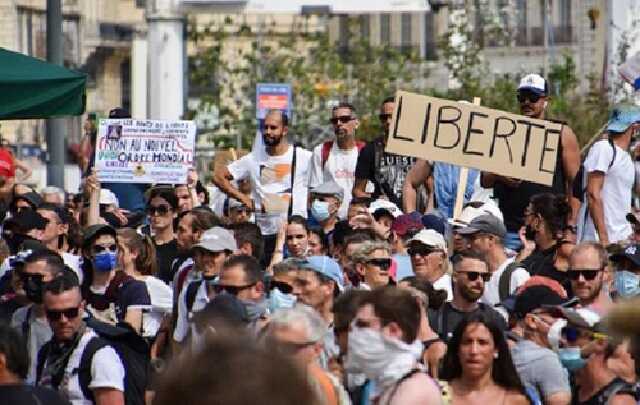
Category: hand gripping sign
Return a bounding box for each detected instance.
[385,91,562,186]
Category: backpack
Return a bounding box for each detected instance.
[185,279,203,314]
[572,138,617,202]
[498,261,522,302]
[37,318,149,405]
[320,140,366,169]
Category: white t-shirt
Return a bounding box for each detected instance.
[41,328,125,405]
[433,273,453,301]
[63,252,83,284]
[142,276,173,338]
[309,141,360,219]
[173,279,211,343]
[228,145,311,235]
[480,257,530,319]
[579,140,634,243]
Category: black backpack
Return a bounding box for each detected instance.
[37,318,149,405]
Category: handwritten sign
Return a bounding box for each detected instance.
[386,91,562,185]
[95,119,196,184]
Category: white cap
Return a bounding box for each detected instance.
[518,73,547,95]
[408,229,447,253]
[368,199,402,217]
[450,200,503,227]
[99,189,119,208]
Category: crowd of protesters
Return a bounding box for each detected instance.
[1,73,640,405]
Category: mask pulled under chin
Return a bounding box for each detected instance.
[344,326,423,395]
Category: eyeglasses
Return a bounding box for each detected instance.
[147,205,171,216]
[330,116,354,125]
[365,258,392,270]
[269,280,294,294]
[378,113,392,121]
[517,92,542,103]
[567,269,602,281]
[458,271,491,282]
[93,244,117,254]
[213,283,256,296]
[407,246,436,257]
[45,306,80,321]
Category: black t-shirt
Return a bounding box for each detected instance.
[428,301,508,342]
[0,384,70,405]
[154,238,179,285]
[521,245,573,295]
[114,277,151,323]
[354,138,416,207]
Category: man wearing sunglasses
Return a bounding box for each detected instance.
[215,255,267,327]
[353,97,417,209]
[567,242,611,315]
[481,74,580,251]
[406,229,452,300]
[310,102,364,220]
[428,252,507,342]
[39,273,125,405]
[351,240,393,290]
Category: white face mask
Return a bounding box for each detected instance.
[344,325,423,392]
[546,318,567,352]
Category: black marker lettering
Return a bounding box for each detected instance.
[434,106,462,149]
[462,111,487,156]
[420,103,432,144]
[539,127,561,173]
[517,120,545,167]
[391,96,413,142]
[490,117,516,163]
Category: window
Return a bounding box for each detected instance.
[121,58,131,113]
[401,13,412,45]
[380,14,390,45]
[360,15,370,43]
[424,12,437,60]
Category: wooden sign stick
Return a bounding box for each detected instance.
[452,97,482,220]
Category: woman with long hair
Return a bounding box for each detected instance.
[440,312,529,405]
[116,228,172,339]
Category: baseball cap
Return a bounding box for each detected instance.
[391,212,424,238]
[99,189,119,207]
[368,199,402,218]
[606,104,640,133]
[10,210,48,232]
[517,73,548,95]
[15,192,43,209]
[610,244,640,267]
[194,226,237,253]
[228,198,246,210]
[408,229,447,252]
[421,214,446,236]
[108,107,131,119]
[514,285,567,319]
[457,214,507,239]
[310,181,344,201]
[301,256,344,291]
[546,307,602,330]
[82,224,116,247]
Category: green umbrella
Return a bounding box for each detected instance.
[0,47,86,120]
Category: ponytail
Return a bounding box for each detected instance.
[116,228,158,276]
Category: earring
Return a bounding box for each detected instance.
[493,352,499,359]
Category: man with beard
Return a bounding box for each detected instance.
[309,103,364,219]
[481,74,580,250]
[567,242,612,316]
[214,109,311,265]
[428,251,507,343]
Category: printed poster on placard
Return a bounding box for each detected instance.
[94,119,196,184]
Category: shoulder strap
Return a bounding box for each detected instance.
[77,336,109,403]
[608,139,617,169]
[288,146,298,218]
[499,262,520,302]
[385,368,422,405]
[186,280,201,313]
[22,306,32,339]
[35,340,52,384]
[321,141,333,169]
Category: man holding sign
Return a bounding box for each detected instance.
[481,74,580,250]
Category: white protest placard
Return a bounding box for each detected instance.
[95,119,196,184]
[386,91,562,186]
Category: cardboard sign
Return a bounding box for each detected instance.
[385,91,562,186]
[95,119,196,184]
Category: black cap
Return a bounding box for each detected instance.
[82,224,116,247]
[8,210,48,232]
[108,107,131,119]
[15,192,43,209]
[610,244,640,267]
[514,285,567,319]
[38,204,71,224]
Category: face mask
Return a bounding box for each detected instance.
[545,318,567,352]
[311,200,331,222]
[24,275,44,304]
[6,234,27,255]
[268,288,297,312]
[344,325,422,391]
[241,298,268,322]
[558,347,587,372]
[524,224,537,241]
[93,251,117,273]
[614,271,640,298]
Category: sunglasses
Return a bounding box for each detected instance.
[269,280,294,294]
[213,283,256,296]
[366,258,392,270]
[567,269,602,281]
[147,205,171,216]
[330,116,354,125]
[19,272,44,284]
[517,92,542,103]
[93,244,117,254]
[407,246,436,257]
[46,306,80,321]
[275,339,316,355]
[458,271,491,282]
[562,325,607,343]
[378,113,392,121]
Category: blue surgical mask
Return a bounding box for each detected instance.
[558,347,587,372]
[268,288,297,312]
[241,298,269,322]
[614,271,640,298]
[311,200,331,222]
[93,251,117,273]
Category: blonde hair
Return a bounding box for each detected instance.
[351,240,391,264]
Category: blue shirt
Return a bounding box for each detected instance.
[433,162,478,219]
